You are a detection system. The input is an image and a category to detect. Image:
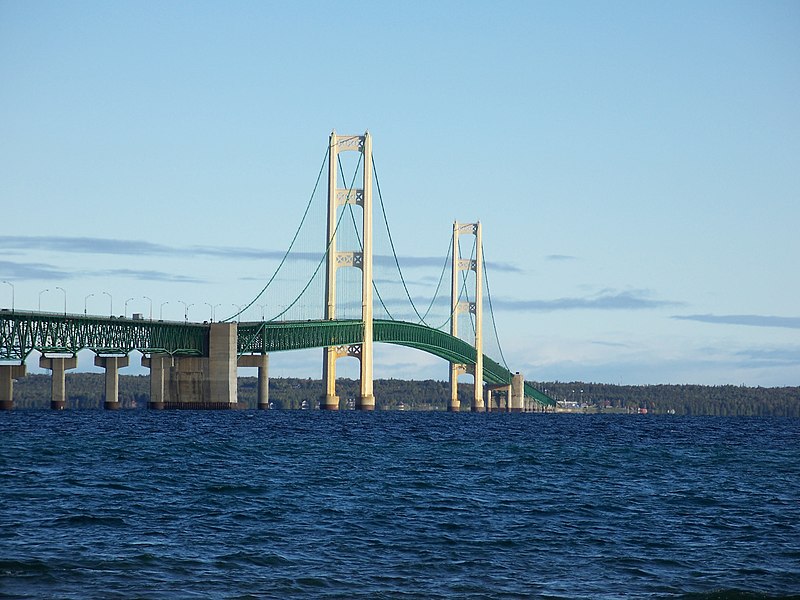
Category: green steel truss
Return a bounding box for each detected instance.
[238,319,555,406]
[0,311,207,360]
[0,311,555,406]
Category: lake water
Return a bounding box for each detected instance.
[1,411,799,599]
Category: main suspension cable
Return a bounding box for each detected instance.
[482,242,510,371]
[224,146,329,322]
[336,155,395,320]
[270,150,364,322]
[372,158,429,324]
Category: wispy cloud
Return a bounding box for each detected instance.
[0,235,508,271]
[89,269,205,283]
[546,254,577,261]
[672,314,800,330]
[0,260,71,280]
[734,346,800,366]
[0,235,295,261]
[493,289,680,312]
[0,260,206,283]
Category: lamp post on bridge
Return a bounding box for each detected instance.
[1,280,14,312]
[55,286,66,315]
[160,301,169,320]
[179,301,193,322]
[143,296,152,320]
[205,302,221,322]
[102,291,113,317]
[124,297,135,318]
[84,293,95,315]
[231,304,242,323]
[258,303,267,321]
[38,289,49,311]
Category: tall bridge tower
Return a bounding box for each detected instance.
[449,221,484,412]
[321,131,375,410]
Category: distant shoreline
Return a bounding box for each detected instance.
[6,374,799,416]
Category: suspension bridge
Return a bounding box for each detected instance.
[0,132,555,411]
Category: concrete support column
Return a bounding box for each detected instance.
[238,353,269,409]
[209,322,238,406]
[39,355,78,410]
[94,355,129,410]
[0,364,26,410]
[448,363,465,412]
[142,353,172,409]
[510,372,524,413]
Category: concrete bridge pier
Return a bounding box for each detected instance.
[471,387,486,412]
[209,323,237,406]
[486,385,510,412]
[448,363,466,412]
[356,393,375,411]
[142,353,172,409]
[510,372,524,413]
[0,364,26,410]
[95,355,129,410]
[238,353,269,409]
[39,355,78,410]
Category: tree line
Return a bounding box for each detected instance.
[6,373,800,416]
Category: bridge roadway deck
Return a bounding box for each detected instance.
[0,310,555,405]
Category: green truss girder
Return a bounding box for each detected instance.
[0,311,207,360]
[239,318,555,406]
[0,311,555,406]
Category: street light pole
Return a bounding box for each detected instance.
[38,288,49,311]
[102,291,113,317]
[231,304,242,323]
[179,301,194,322]
[143,296,153,320]
[124,297,134,318]
[84,293,95,315]
[204,302,221,322]
[55,286,66,315]
[1,280,13,312]
[160,301,169,320]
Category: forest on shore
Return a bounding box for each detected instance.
[6,373,800,417]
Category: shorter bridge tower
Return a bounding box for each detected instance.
[322,131,375,410]
[449,221,484,412]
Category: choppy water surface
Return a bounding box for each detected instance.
[1,411,798,599]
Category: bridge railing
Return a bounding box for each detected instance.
[0,310,208,360]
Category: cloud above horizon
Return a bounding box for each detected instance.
[493,289,680,312]
[672,314,800,330]
[0,235,522,274]
[545,254,578,261]
[0,260,206,283]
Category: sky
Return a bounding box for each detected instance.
[1,0,799,387]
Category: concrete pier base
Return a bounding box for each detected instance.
[143,323,240,409]
[95,355,129,410]
[447,399,460,412]
[510,372,524,413]
[471,401,486,413]
[0,364,26,410]
[238,353,269,409]
[356,394,375,411]
[209,323,237,405]
[321,394,340,410]
[39,356,78,410]
[142,353,172,409]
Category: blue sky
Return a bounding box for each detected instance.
[1,1,798,386]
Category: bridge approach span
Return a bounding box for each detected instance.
[1,311,554,405]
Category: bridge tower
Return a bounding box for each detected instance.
[449,221,484,412]
[321,131,375,410]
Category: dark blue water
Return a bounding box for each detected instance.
[1,412,798,599]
